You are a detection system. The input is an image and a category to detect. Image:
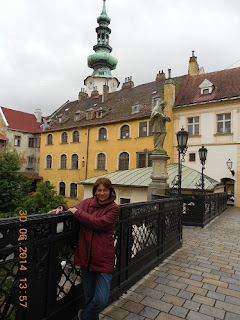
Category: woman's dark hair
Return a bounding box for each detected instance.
[92,178,116,198]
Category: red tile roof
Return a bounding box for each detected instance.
[1,107,43,133]
[175,67,240,108]
[0,132,8,140]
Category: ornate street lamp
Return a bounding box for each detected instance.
[176,127,189,195]
[198,145,208,194]
[226,159,235,176]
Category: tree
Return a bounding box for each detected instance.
[0,149,32,214]
[19,181,67,215]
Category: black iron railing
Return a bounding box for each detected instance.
[0,197,183,320]
[182,192,227,227]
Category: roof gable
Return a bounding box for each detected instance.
[175,67,240,108]
[0,107,43,133]
[199,79,213,89]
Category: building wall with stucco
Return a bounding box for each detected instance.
[173,99,240,206]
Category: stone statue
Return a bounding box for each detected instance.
[150,100,171,152]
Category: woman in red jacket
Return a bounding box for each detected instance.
[53,178,120,320]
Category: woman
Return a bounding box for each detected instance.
[52,178,120,320]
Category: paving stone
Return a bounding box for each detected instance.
[112,298,127,308]
[155,277,170,285]
[102,306,129,320]
[121,300,144,313]
[178,277,203,288]
[199,304,225,319]
[168,269,191,279]
[177,289,194,300]
[202,283,217,291]
[155,284,180,295]
[216,286,240,299]
[161,293,185,307]
[190,274,203,281]
[156,313,184,320]
[141,296,172,313]
[220,276,240,286]
[202,277,228,288]
[225,295,240,306]
[186,310,214,320]
[166,274,179,281]
[225,311,240,320]
[121,291,145,303]
[137,278,157,289]
[139,306,160,319]
[183,299,200,312]
[170,305,189,318]
[185,285,207,296]
[154,266,169,272]
[135,285,164,299]
[206,290,225,301]
[124,313,145,320]
[182,267,202,276]
[192,294,215,306]
[143,274,158,281]
[199,262,221,271]
[202,272,220,280]
[167,280,188,290]
[215,300,240,314]
[228,283,240,292]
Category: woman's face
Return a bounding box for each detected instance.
[96,183,110,202]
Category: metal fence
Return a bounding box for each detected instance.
[182,192,227,227]
[0,197,182,320]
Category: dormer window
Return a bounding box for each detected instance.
[96,111,103,118]
[199,79,214,95]
[58,115,62,123]
[74,112,80,122]
[96,108,104,119]
[86,108,94,120]
[203,89,210,95]
[132,104,143,114]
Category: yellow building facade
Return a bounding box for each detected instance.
[39,76,179,206]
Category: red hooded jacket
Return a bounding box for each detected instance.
[72,195,120,274]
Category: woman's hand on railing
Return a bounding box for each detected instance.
[48,208,63,215]
[68,208,77,214]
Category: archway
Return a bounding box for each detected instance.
[221,178,235,205]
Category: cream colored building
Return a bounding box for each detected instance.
[173,56,240,206]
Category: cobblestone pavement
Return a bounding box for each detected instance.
[100,206,240,320]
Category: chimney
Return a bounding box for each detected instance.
[78,88,88,102]
[156,70,165,82]
[34,108,42,123]
[102,84,109,103]
[91,87,99,99]
[188,51,199,76]
[122,76,134,89]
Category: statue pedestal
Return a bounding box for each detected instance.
[148,150,169,200]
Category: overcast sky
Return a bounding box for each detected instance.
[0,0,240,116]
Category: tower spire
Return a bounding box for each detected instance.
[102,0,107,15]
[87,0,118,79]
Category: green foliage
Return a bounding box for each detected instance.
[19,181,67,215]
[0,149,32,214]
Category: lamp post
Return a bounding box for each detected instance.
[226,159,235,176]
[198,145,208,194]
[176,127,189,195]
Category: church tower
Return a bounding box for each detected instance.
[84,0,119,96]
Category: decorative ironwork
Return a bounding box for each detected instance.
[0,198,183,320]
[56,245,81,301]
[182,192,227,227]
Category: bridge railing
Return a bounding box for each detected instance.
[182,192,227,227]
[0,197,183,320]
